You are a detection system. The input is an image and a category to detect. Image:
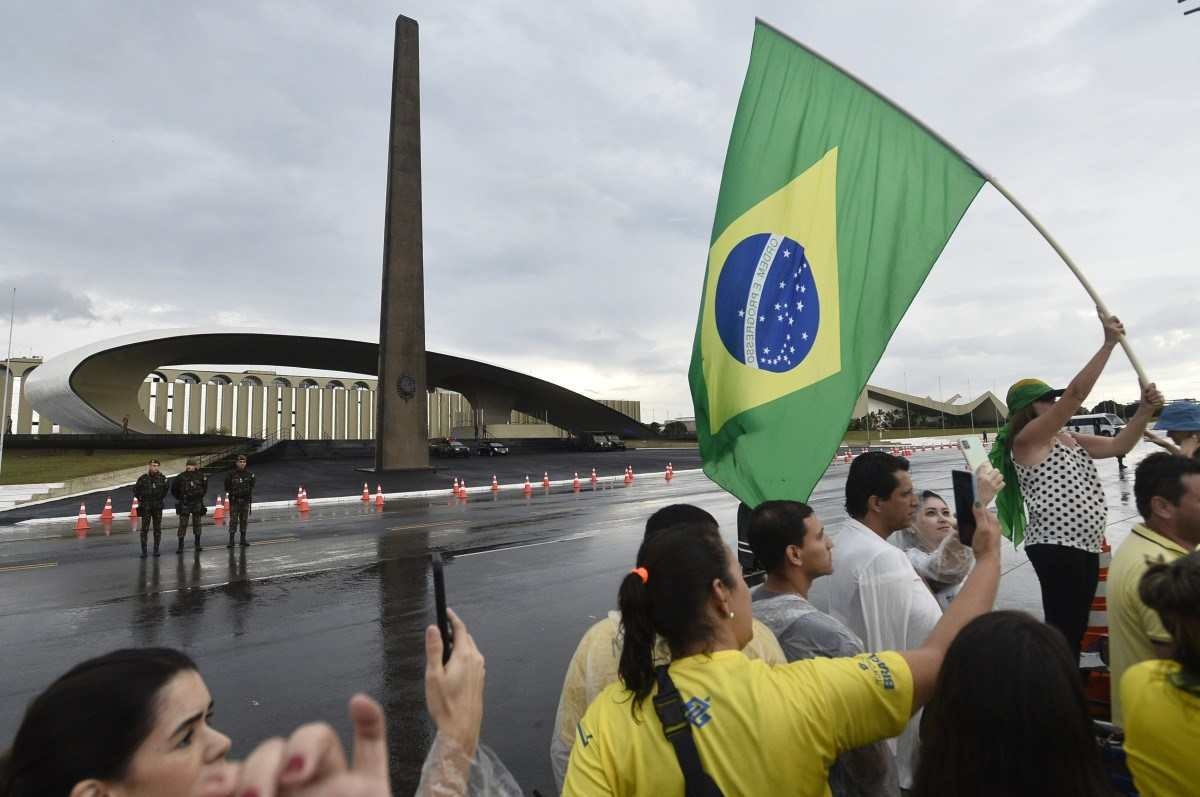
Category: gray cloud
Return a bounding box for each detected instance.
[1,0,1197,419]
[0,274,98,323]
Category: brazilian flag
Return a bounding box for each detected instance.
[690,20,985,505]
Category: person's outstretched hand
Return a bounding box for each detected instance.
[974,463,1005,507]
[1137,382,1165,414]
[193,694,390,797]
[426,608,486,759]
[1099,310,1125,345]
[969,502,1001,562]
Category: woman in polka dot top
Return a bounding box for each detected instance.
[995,311,1163,660]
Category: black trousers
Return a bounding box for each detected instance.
[1026,543,1099,659]
[228,500,250,538]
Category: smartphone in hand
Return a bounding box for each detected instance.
[951,469,978,547]
[431,551,454,664]
[958,434,988,472]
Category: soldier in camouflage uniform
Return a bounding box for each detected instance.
[132,458,168,557]
[223,454,256,548]
[170,459,208,554]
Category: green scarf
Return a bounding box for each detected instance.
[989,424,1025,547]
[990,378,1062,547]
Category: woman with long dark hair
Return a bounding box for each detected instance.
[1121,551,1200,796]
[562,506,1003,796]
[989,311,1162,660]
[911,611,1113,796]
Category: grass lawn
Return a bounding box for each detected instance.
[0,449,223,486]
[842,427,1000,443]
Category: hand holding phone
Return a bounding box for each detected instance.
[951,469,978,547]
[958,435,988,472]
[431,552,454,664]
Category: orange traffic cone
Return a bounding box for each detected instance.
[590,467,598,486]
[130,496,140,520]
[374,484,384,509]
[74,503,90,532]
[297,486,310,513]
[542,472,550,489]
[572,472,581,491]
[361,483,370,503]
[452,477,461,498]
[213,494,225,521]
[523,476,533,496]
[624,466,633,485]
[100,497,114,522]
[491,474,500,492]
[664,463,673,481]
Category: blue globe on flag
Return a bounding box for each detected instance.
[714,233,820,373]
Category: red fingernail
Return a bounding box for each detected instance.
[241,790,259,797]
[285,754,304,773]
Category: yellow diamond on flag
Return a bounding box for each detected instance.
[700,147,841,434]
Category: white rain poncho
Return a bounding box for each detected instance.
[887,526,974,610]
[416,735,522,797]
[549,610,786,792]
[807,518,942,790]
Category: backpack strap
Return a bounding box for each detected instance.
[652,665,724,797]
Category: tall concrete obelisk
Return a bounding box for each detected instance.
[375,15,430,472]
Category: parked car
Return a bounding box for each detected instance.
[1067,413,1126,437]
[603,434,627,451]
[429,438,472,458]
[477,441,510,456]
[574,431,614,452]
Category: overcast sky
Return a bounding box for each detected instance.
[1,1,1197,421]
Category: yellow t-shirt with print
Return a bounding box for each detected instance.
[1121,659,1200,797]
[549,612,785,790]
[562,649,913,797]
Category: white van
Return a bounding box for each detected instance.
[1067,413,1126,437]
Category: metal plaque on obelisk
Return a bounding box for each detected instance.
[375,15,430,472]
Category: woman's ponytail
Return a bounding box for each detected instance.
[617,569,658,718]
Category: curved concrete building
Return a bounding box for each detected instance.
[24,328,650,437]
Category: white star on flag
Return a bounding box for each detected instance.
[783,250,791,258]
[738,309,744,317]
[801,332,809,340]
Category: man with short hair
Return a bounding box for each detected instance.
[224,454,255,548]
[132,459,168,557]
[549,504,786,793]
[170,459,208,554]
[807,451,937,790]
[1108,452,1200,723]
[749,499,899,796]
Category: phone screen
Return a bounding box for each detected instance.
[951,469,977,547]
[431,552,453,664]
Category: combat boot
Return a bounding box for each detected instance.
[239,532,249,547]
[176,534,184,554]
[140,532,148,558]
[227,531,235,549]
[194,531,202,552]
[153,532,161,557]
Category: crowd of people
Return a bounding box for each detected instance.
[4,311,1200,796]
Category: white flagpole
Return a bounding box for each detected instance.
[0,288,16,475]
[755,18,1151,387]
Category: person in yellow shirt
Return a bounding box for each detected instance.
[562,502,1003,797]
[1121,551,1200,797]
[1108,452,1200,723]
[550,504,785,791]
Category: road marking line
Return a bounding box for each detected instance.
[453,533,595,558]
[0,561,57,573]
[249,536,298,546]
[388,519,463,532]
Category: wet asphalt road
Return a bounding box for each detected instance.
[0,445,1148,794]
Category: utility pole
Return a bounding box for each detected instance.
[0,288,16,475]
[903,371,912,438]
[938,375,946,435]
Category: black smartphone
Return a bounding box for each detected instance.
[431,552,453,664]
[951,469,978,547]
